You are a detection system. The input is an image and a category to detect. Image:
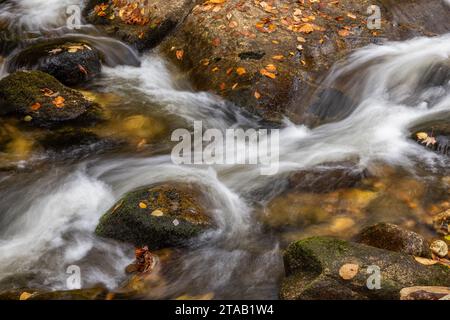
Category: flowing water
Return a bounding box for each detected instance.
[0,0,450,299]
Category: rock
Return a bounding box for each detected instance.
[288,163,367,193]
[0,287,108,300]
[400,286,450,301]
[430,240,448,258]
[280,237,450,300]
[84,0,197,51]
[96,183,213,249]
[159,0,450,124]
[0,71,104,127]
[7,41,102,86]
[355,223,431,258]
[433,209,450,236]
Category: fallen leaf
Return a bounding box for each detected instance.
[272,55,284,61]
[338,29,350,37]
[298,23,315,33]
[41,88,55,97]
[339,263,359,280]
[260,68,276,79]
[176,50,184,60]
[19,292,33,300]
[265,64,277,72]
[52,96,65,108]
[30,102,41,111]
[151,209,164,217]
[78,64,88,75]
[414,256,438,266]
[254,91,261,99]
[236,67,247,76]
[416,132,428,140]
[139,202,148,209]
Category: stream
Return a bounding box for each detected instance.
[0,0,449,299]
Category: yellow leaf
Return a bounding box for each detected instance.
[151,209,164,217]
[272,55,284,61]
[298,23,315,33]
[416,132,428,140]
[265,64,277,72]
[139,202,147,209]
[19,292,33,300]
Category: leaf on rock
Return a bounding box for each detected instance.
[176,50,184,61]
[339,263,359,280]
[414,256,439,266]
[260,68,276,79]
[52,96,65,108]
[139,202,148,209]
[236,67,247,76]
[30,102,41,111]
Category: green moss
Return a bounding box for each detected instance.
[96,184,212,249]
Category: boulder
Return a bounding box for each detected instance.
[0,71,104,127]
[433,209,450,236]
[96,183,213,249]
[84,0,198,51]
[355,223,431,258]
[280,237,450,300]
[159,0,450,124]
[288,162,367,193]
[7,41,102,86]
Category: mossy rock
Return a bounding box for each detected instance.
[280,237,450,300]
[0,71,104,127]
[0,287,108,300]
[96,183,213,249]
[355,223,431,258]
[7,41,102,86]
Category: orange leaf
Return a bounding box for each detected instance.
[30,102,41,111]
[338,29,350,37]
[236,67,246,76]
[260,68,276,79]
[254,91,261,99]
[52,96,65,108]
[265,64,277,72]
[176,50,184,60]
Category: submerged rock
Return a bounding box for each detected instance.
[84,0,197,51]
[8,41,102,86]
[280,237,450,300]
[0,71,104,127]
[355,223,431,258]
[96,183,213,249]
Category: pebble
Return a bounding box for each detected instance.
[430,240,448,258]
